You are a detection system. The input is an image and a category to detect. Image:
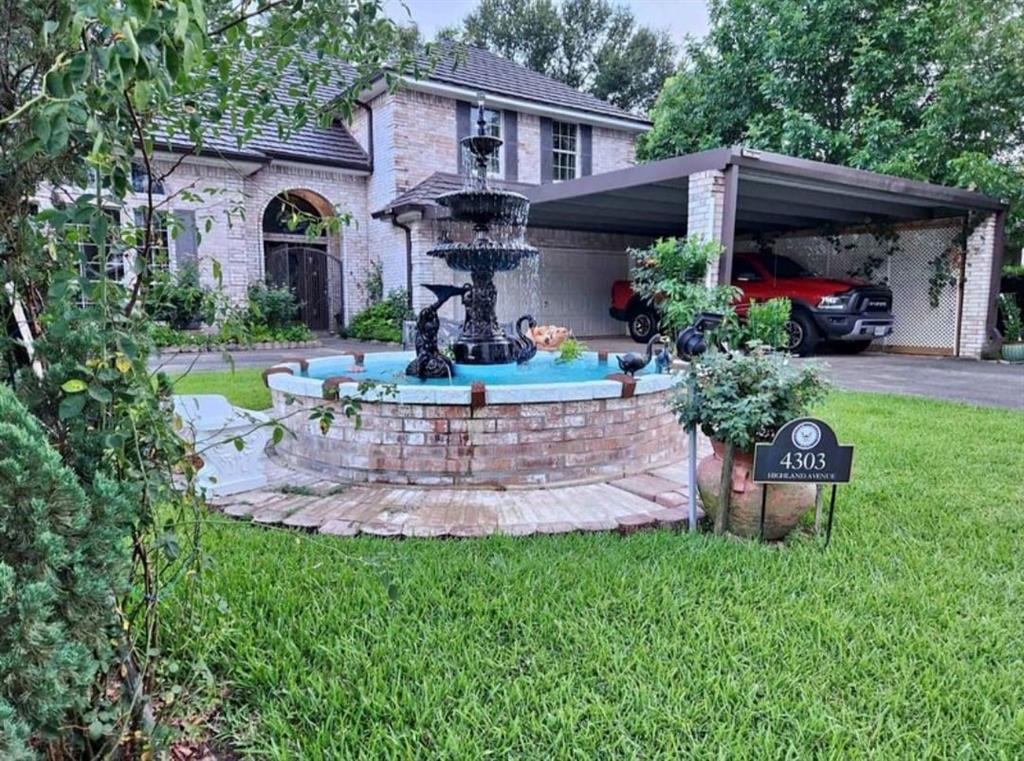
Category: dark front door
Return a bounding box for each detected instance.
[264,244,341,331]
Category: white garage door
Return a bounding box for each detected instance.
[494,247,629,336]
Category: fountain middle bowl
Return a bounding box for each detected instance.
[437,189,530,228]
[426,241,538,272]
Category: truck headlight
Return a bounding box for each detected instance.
[817,294,851,311]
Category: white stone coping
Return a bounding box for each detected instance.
[266,351,682,405]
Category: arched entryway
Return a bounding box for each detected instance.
[262,191,343,331]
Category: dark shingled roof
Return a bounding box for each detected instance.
[419,43,649,125]
[373,172,537,218]
[153,45,646,168]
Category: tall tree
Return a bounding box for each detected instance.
[0,0,416,754]
[457,0,677,114]
[638,0,1024,247]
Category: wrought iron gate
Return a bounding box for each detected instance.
[264,244,344,331]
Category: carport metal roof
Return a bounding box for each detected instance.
[525,146,1006,240]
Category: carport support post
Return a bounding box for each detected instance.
[685,166,737,286]
[958,210,1005,358]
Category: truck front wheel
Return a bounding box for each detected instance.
[784,311,820,356]
[628,307,659,343]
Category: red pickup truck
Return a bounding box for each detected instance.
[609,252,894,355]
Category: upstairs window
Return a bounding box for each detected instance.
[131,163,165,195]
[552,121,579,182]
[462,108,503,178]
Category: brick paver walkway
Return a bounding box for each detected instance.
[210,442,710,538]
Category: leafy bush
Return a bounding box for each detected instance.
[629,236,738,336]
[348,289,411,342]
[0,385,126,759]
[998,293,1023,342]
[150,265,216,329]
[1002,263,1024,278]
[245,284,299,330]
[672,349,829,451]
[727,298,792,349]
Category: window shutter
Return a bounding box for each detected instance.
[456,101,472,174]
[172,210,198,269]
[503,111,518,182]
[580,124,593,177]
[540,117,553,183]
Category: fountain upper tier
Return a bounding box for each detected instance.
[415,100,539,368]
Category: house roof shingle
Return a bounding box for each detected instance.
[153,44,645,169]
[416,43,650,125]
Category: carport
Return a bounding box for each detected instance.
[526,147,1007,358]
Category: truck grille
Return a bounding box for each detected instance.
[853,288,892,313]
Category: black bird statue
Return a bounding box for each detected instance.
[405,283,470,380]
[617,333,663,377]
[513,314,538,364]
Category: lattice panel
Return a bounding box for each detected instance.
[744,221,963,353]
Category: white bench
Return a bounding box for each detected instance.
[172,394,272,497]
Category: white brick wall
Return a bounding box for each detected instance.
[686,169,727,287]
[959,213,999,358]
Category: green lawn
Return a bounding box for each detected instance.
[170,368,270,410]
[165,378,1024,758]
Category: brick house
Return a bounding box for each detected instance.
[41,45,651,335]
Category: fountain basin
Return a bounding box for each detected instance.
[266,351,686,487]
[426,241,537,272]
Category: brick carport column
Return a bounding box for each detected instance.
[686,166,738,288]
[958,210,1005,359]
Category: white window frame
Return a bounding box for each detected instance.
[552,121,580,182]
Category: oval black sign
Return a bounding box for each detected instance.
[753,418,853,484]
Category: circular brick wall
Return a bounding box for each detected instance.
[271,388,686,487]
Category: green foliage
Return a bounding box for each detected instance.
[673,349,829,450]
[0,384,129,759]
[160,394,1024,757]
[554,336,587,363]
[348,290,411,343]
[0,0,420,752]
[998,293,1023,342]
[728,298,791,350]
[638,0,1024,249]
[456,0,676,113]
[245,284,299,331]
[1003,263,1024,278]
[151,265,216,329]
[629,236,738,336]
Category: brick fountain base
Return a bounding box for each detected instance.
[265,354,687,488]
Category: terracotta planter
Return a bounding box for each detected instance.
[696,439,815,540]
[1001,342,1024,363]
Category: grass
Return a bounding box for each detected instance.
[163,384,1024,758]
[170,368,270,410]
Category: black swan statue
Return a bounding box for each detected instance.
[405,283,469,380]
[617,333,664,377]
[513,314,538,364]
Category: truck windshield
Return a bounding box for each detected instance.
[761,254,814,278]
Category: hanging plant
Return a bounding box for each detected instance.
[928,244,964,308]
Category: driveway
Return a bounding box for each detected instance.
[154,336,1024,410]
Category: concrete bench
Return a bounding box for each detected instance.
[172,394,272,497]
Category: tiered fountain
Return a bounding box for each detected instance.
[406,103,538,379]
[263,102,685,488]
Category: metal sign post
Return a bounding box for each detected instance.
[752,418,854,546]
[675,312,726,534]
[686,372,698,532]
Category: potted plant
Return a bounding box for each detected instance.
[998,293,1024,363]
[672,349,829,540]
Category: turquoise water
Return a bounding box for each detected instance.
[304,351,660,386]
